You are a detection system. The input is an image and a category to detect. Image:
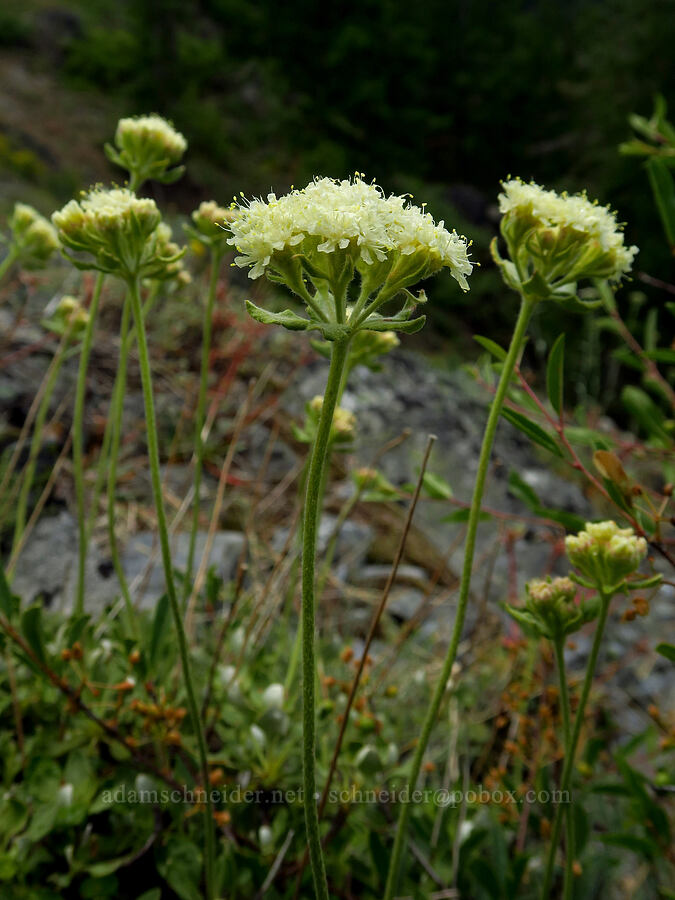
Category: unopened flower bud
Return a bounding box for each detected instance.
[565,520,647,587]
[9,203,59,270]
[108,114,187,186]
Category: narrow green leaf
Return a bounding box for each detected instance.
[474,335,507,361]
[0,565,17,619]
[421,472,453,500]
[507,470,540,511]
[646,158,675,247]
[441,508,491,524]
[622,385,672,444]
[148,593,169,667]
[655,642,675,663]
[21,605,47,665]
[500,407,563,457]
[546,333,565,416]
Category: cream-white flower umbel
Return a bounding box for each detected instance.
[497,178,637,288]
[228,175,472,289]
[53,187,183,280]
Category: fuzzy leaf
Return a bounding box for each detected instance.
[245,300,311,331]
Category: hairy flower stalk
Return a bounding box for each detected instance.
[182,202,231,606]
[384,180,637,899]
[228,174,471,899]
[52,185,216,898]
[9,299,88,568]
[540,522,651,899]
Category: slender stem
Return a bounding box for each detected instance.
[73,272,104,615]
[126,275,216,900]
[554,637,575,900]
[0,245,18,283]
[11,333,70,562]
[540,594,611,899]
[106,294,138,639]
[301,337,350,900]
[384,296,536,899]
[184,249,222,606]
[87,282,160,543]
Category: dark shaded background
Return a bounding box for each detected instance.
[1,0,674,352]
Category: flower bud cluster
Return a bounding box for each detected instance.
[9,202,59,270]
[508,576,599,640]
[49,295,89,337]
[565,520,648,588]
[293,396,356,446]
[106,114,187,186]
[494,179,637,301]
[187,200,233,252]
[52,187,184,280]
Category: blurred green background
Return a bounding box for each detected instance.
[1,0,674,349]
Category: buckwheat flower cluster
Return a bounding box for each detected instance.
[107,114,187,185]
[496,178,637,294]
[52,187,183,280]
[228,175,472,290]
[565,520,648,587]
[9,203,59,269]
[508,575,599,639]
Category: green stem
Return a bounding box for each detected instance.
[87,283,159,543]
[73,272,104,616]
[554,637,575,900]
[383,296,536,899]
[184,249,222,607]
[541,593,611,899]
[106,295,138,640]
[126,275,216,900]
[0,245,18,283]
[301,338,350,900]
[11,333,70,562]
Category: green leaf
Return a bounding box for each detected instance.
[563,426,613,450]
[441,508,491,524]
[148,593,169,667]
[500,407,563,457]
[361,315,426,334]
[622,385,672,444]
[599,833,655,859]
[245,300,310,331]
[474,335,507,361]
[21,605,47,665]
[646,158,675,247]
[0,565,17,619]
[644,348,675,364]
[655,642,675,663]
[421,472,453,499]
[536,507,587,532]
[546,333,565,416]
[157,838,203,900]
[508,470,540,510]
